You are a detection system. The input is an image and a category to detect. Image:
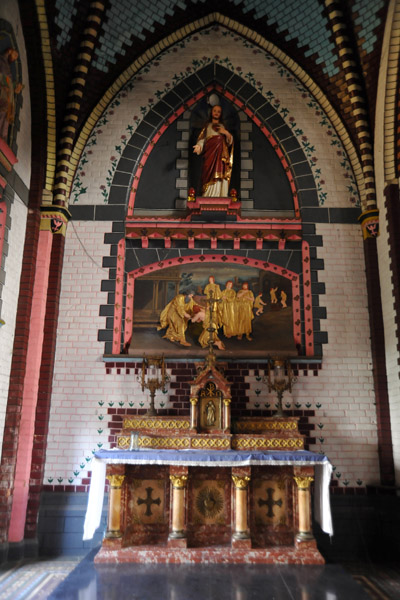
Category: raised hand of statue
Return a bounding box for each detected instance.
[193,143,202,155]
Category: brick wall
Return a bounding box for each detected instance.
[44,223,379,490]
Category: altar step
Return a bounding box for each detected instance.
[95,542,324,565]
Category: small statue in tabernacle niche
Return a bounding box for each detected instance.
[0,47,22,143]
[206,400,216,426]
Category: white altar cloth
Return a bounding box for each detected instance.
[83,449,333,540]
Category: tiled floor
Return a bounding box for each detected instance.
[49,551,390,600]
[1,550,399,600]
[0,557,80,600]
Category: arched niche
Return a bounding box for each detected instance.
[107,63,312,217]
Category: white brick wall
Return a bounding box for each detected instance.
[0,196,27,457]
[45,222,381,487]
[309,224,378,484]
[44,222,170,483]
[246,225,380,486]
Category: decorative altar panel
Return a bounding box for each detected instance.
[85,449,332,563]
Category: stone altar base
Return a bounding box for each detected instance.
[95,541,324,565]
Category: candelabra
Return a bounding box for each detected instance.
[265,358,297,418]
[140,355,168,416]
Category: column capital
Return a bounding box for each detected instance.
[170,474,188,489]
[223,398,231,406]
[107,474,125,488]
[232,475,250,489]
[358,208,379,239]
[293,475,314,490]
[190,397,198,405]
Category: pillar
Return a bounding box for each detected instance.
[169,473,188,547]
[293,475,314,542]
[223,398,231,431]
[232,474,251,541]
[190,397,198,431]
[105,474,125,538]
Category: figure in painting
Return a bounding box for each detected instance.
[0,48,22,143]
[236,282,255,341]
[204,275,222,327]
[220,280,236,338]
[193,104,233,197]
[270,286,278,304]
[254,292,267,316]
[280,290,287,309]
[157,292,195,347]
[206,400,216,426]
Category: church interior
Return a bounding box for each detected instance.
[0,0,400,597]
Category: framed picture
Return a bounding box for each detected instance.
[127,261,298,358]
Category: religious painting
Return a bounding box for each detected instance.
[128,263,297,358]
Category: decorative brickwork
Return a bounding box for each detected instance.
[24,233,66,539]
[0,209,41,543]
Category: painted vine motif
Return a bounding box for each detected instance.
[71,27,359,207]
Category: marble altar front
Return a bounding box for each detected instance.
[84,447,332,564]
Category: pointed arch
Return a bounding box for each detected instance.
[67,14,364,207]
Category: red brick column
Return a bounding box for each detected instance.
[363,231,395,486]
[0,208,41,543]
[24,233,66,538]
[8,229,53,541]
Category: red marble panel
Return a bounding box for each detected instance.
[187,467,231,547]
[250,466,294,547]
[121,465,170,547]
[94,545,325,564]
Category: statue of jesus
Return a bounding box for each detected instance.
[193,104,233,197]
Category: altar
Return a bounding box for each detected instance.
[84,352,332,564]
[84,447,332,564]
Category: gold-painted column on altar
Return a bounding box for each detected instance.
[169,473,188,541]
[105,474,125,538]
[293,475,314,542]
[190,397,198,431]
[223,398,231,431]
[232,474,251,541]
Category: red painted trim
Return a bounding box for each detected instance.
[0,138,18,171]
[8,230,53,542]
[112,239,125,354]
[24,234,66,539]
[114,254,301,352]
[302,241,314,356]
[126,87,300,216]
[126,216,301,225]
[124,272,135,346]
